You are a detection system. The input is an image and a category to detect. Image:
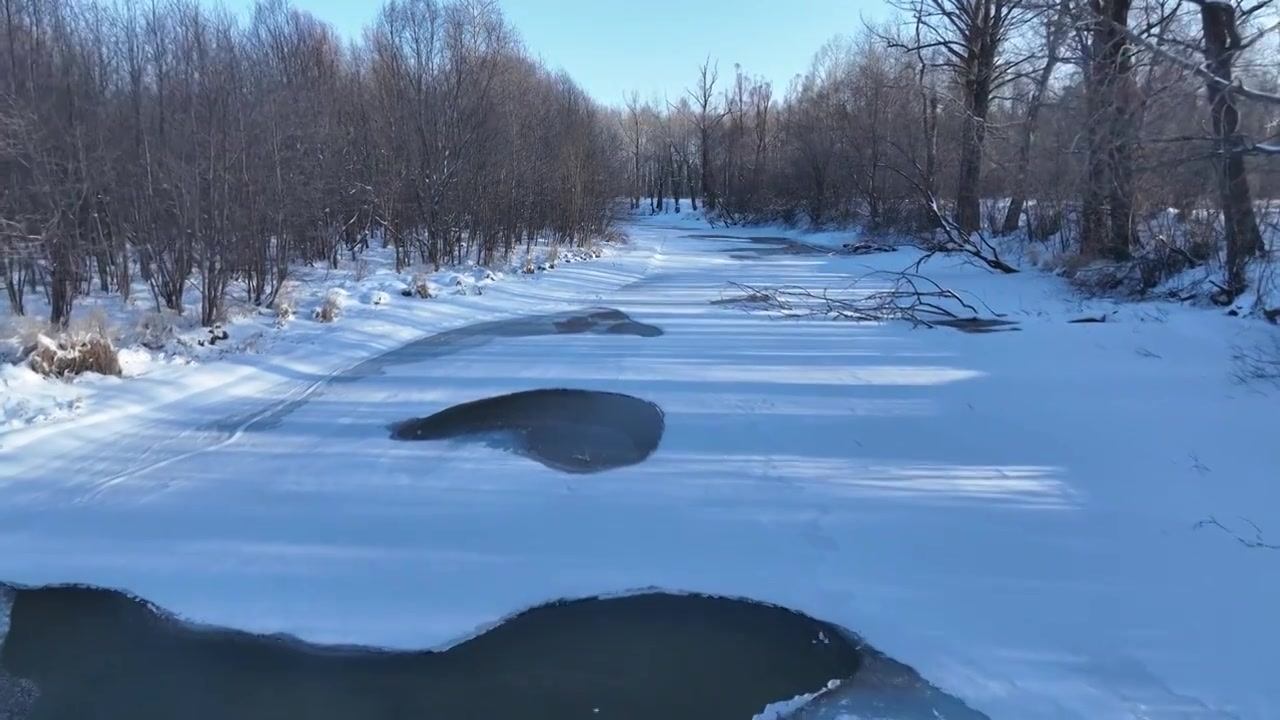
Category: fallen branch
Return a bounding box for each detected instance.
[884,144,1020,275]
[726,269,1002,328]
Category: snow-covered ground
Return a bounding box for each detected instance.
[0,241,600,436]
[2,213,1279,718]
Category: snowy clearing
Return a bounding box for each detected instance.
[2,214,1279,719]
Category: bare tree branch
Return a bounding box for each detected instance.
[1194,516,1280,549]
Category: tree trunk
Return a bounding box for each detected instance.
[1082,0,1135,260]
[700,127,716,212]
[920,90,940,229]
[1001,7,1067,234]
[955,97,986,233]
[687,160,697,211]
[1199,0,1263,301]
[955,41,994,234]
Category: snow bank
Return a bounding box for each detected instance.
[0,241,614,440]
[0,364,86,432]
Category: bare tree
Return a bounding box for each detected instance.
[1000,0,1071,233]
[1080,0,1141,259]
[688,57,730,212]
[0,0,626,330]
[1193,0,1266,300]
[890,0,1040,232]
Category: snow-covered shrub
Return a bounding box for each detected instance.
[27,333,122,378]
[1057,209,1226,300]
[312,289,346,323]
[134,311,178,350]
[450,274,473,294]
[273,281,298,322]
[408,273,436,299]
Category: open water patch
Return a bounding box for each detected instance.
[930,318,1021,334]
[0,584,861,720]
[235,308,662,434]
[684,234,830,259]
[389,388,664,473]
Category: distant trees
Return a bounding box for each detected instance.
[0,0,625,328]
[3,0,1277,330]
[629,0,1278,302]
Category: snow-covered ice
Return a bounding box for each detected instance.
[1,214,1278,718]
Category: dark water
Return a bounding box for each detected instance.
[929,318,1021,334]
[390,388,664,473]
[685,234,830,259]
[0,585,866,720]
[233,308,663,434]
[783,643,992,719]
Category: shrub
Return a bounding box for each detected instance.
[601,227,629,245]
[27,333,122,378]
[1027,206,1063,242]
[410,273,436,298]
[273,281,298,322]
[134,311,178,350]
[353,257,371,282]
[312,289,345,323]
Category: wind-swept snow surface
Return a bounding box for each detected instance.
[2,214,1277,719]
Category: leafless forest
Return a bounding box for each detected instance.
[3,0,1279,331]
[0,0,622,328]
[627,0,1280,304]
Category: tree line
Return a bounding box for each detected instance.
[1,0,624,327]
[621,0,1280,302]
[4,0,1279,332]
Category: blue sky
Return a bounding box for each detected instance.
[214,0,892,106]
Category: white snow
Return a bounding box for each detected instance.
[754,681,838,719]
[2,214,1278,719]
[1,363,87,430]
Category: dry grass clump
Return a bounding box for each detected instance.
[600,227,629,245]
[134,310,178,350]
[312,288,345,322]
[273,281,298,323]
[410,272,436,298]
[353,257,371,282]
[10,307,122,378]
[27,333,121,377]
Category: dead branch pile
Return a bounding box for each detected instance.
[726,270,1002,328]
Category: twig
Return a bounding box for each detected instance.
[1194,516,1280,549]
